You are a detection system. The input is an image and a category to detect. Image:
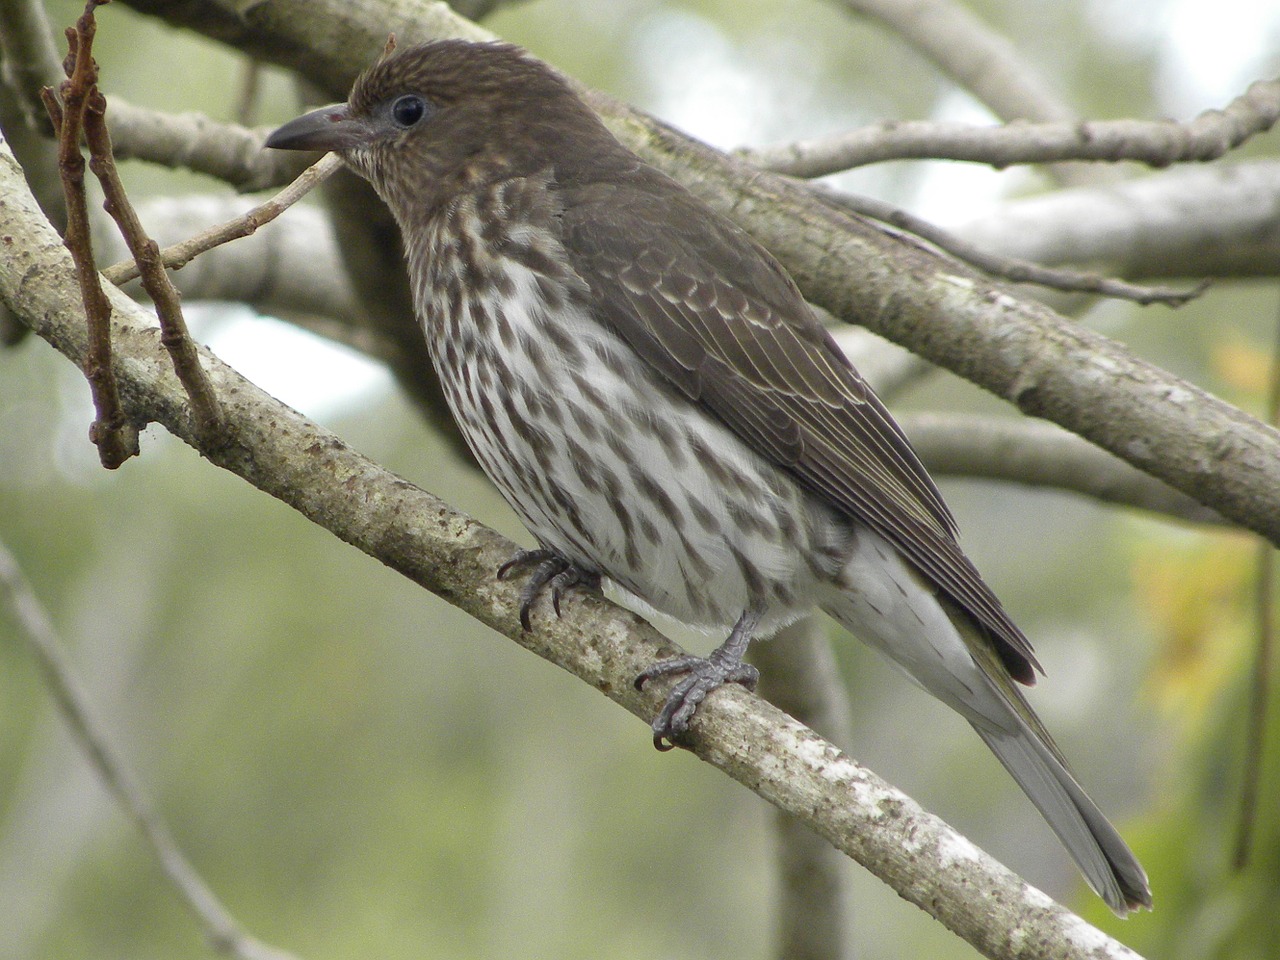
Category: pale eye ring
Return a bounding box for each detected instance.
[391,94,428,128]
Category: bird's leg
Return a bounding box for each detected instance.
[635,610,762,751]
[497,548,600,631]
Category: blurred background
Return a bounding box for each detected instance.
[2,0,1279,957]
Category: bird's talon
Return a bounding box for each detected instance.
[638,648,755,750]
[499,549,598,630]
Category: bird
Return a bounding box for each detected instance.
[266,39,1151,914]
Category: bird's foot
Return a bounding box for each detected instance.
[634,611,762,751]
[497,548,600,631]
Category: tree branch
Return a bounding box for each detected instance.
[101,152,343,285]
[40,2,138,468]
[0,540,302,960]
[821,0,1101,187]
[738,79,1280,178]
[0,128,1141,960]
[824,0,1075,124]
[957,160,1280,280]
[898,412,1228,526]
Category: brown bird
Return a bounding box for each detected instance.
[267,39,1151,913]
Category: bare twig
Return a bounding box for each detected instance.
[40,0,139,468]
[233,57,262,126]
[84,87,225,438]
[102,152,343,285]
[823,189,1207,306]
[0,541,303,960]
[741,79,1280,178]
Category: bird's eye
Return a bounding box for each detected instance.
[391,94,429,128]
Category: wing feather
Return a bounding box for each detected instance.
[560,174,1038,680]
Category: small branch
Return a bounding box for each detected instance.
[0,0,64,130]
[752,620,853,960]
[825,0,1076,126]
[740,79,1280,178]
[233,57,262,127]
[84,86,225,438]
[40,0,139,469]
[824,189,1207,306]
[823,0,1103,187]
[102,152,343,285]
[0,540,303,960]
[897,412,1229,526]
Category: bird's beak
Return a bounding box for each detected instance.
[265,103,370,153]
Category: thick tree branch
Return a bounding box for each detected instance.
[1,131,1140,960]
[957,161,1280,280]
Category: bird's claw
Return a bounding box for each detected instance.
[635,654,759,751]
[497,549,599,630]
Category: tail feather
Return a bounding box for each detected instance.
[972,719,1151,914]
[821,530,1151,914]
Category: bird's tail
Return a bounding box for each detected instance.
[820,535,1150,914]
[966,696,1151,914]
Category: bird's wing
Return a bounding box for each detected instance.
[559,175,1039,682]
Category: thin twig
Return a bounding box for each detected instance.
[233,57,262,126]
[102,152,343,285]
[822,188,1208,306]
[1234,294,1280,869]
[822,0,1096,187]
[85,87,225,438]
[40,0,139,468]
[740,79,1280,178]
[825,0,1075,124]
[0,540,303,960]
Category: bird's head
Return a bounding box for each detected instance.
[266,40,620,218]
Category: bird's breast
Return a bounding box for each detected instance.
[406,194,852,636]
